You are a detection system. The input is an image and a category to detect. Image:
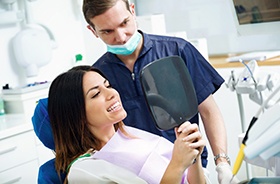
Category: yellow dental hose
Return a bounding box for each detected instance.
[232,117,258,175]
[232,84,280,176]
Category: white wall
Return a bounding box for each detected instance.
[135,0,280,55]
[0,0,105,90]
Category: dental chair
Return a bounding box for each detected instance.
[32,98,66,183]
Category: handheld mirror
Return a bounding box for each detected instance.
[140,56,198,130]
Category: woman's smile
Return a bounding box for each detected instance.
[107,101,122,112]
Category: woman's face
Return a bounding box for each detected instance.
[83,71,127,128]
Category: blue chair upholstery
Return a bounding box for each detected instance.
[38,158,66,184]
[32,98,66,183]
[32,98,55,150]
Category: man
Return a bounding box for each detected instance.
[83,0,238,183]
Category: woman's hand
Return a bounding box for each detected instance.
[172,121,206,169]
[160,121,206,184]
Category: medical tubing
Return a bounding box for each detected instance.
[242,117,258,145]
[232,144,246,175]
[240,60,266,105]
[232,115,258,176]
[241,59,265,106]
[239,59,258,85]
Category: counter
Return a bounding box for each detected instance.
[209,55,280,68]
[0,114,32,140]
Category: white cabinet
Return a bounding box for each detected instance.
[0,130,38,183]
[0,160,38,184]
[0,131,37,172]
[0,114,54,184]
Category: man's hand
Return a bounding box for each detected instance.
[216,162,240,184]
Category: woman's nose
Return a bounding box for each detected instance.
[105,88,115,100]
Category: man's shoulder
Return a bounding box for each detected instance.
[143,31,188,43]
[142,31,192,51]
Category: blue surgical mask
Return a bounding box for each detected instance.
[107,31,141,55]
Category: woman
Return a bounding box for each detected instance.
[48,65,207,184]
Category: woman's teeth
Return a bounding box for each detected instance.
[108,101,120,112]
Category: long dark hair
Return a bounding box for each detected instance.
[48,66,125,173]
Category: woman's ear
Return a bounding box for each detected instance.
[87,25,99,38]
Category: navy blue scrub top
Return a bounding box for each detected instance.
[93,30,225,167]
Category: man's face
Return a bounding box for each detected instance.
[89,1,137,46]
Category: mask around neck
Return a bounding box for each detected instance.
[106,31,141,55]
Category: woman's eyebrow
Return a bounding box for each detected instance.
[85,79,107,95]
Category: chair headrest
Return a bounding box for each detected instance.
[32,98,55,150]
